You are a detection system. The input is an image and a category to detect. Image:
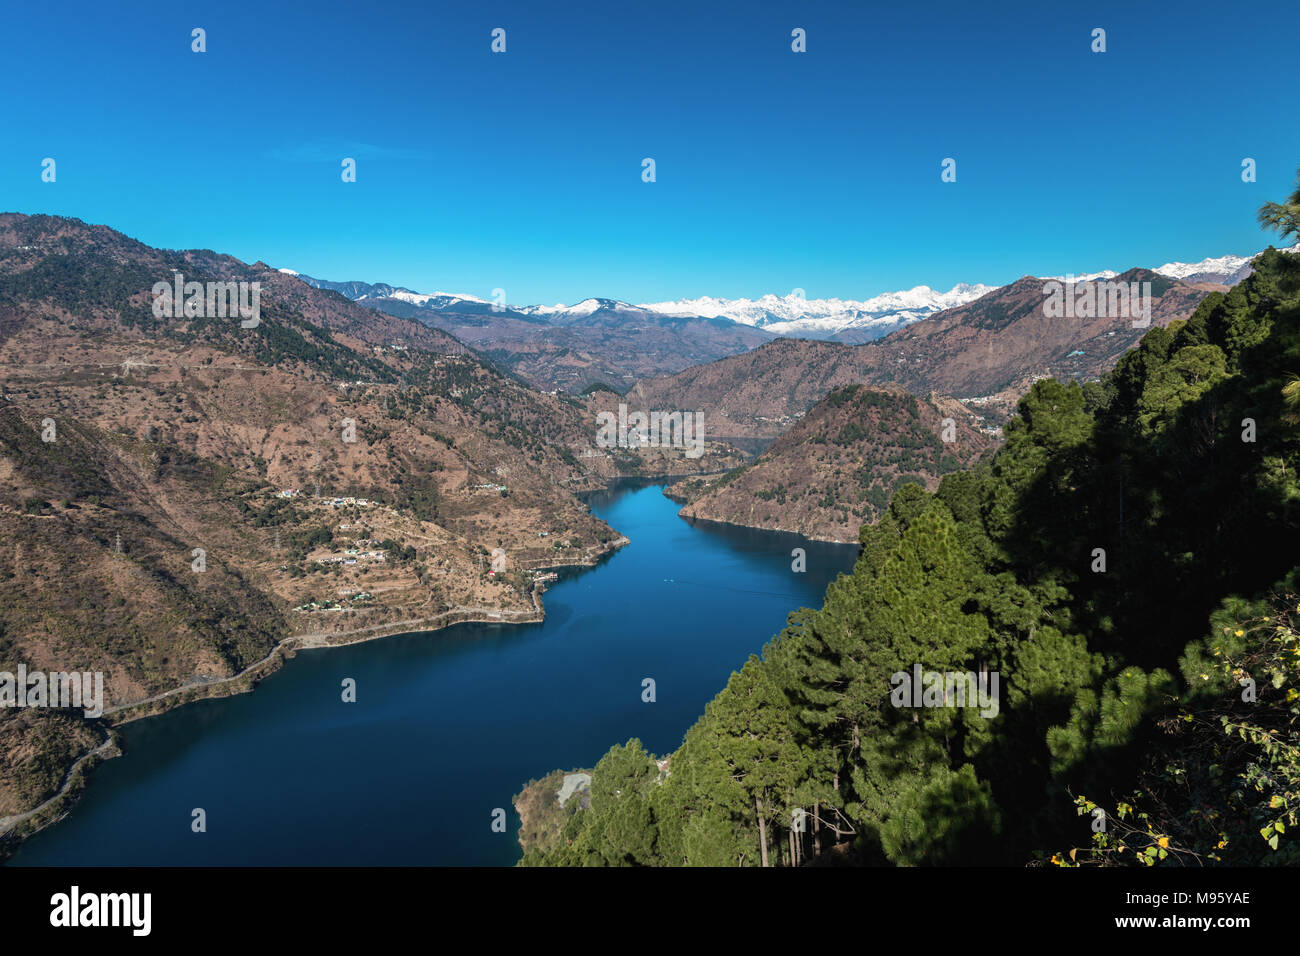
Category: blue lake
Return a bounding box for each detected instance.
[10,482,857,866]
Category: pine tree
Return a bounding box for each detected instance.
[1257,167,1300,246]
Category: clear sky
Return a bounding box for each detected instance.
[3,0,1297,304]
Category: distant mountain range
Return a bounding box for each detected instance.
[284,247,1291,391]
[625,267,1218,439]
[655,250,1280,341]
[638,284,998,343]
[289,273,776,393]
[1043,251,1268,287]
[289,246,1289,339]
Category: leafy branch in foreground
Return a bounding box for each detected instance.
[1059,589,1300,866]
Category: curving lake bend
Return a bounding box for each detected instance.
[10,482,857,866]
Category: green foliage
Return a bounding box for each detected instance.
[878,764,1003,865]
[571,740,661,866]
[1061,578,1300,866]
[1257,166,1300,246]
[526,193,1300,867]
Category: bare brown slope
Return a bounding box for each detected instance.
[669,386,997,542]
[370,298,777,394]
[0,213,651,830]
[853,270,1218,399]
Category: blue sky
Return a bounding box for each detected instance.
[3,0,1297,304]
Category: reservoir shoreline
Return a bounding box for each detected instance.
[4,483,856,866]
[0,532,631,858]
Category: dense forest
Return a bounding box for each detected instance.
[520,183,1300,866]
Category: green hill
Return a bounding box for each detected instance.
[519,201,1300,866]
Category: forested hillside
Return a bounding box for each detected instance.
[519,212,1300,865]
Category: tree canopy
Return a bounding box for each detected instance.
[519,182,1300,867]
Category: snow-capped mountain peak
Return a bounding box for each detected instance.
[1043,270,1120,283]
[1047,246,1297,287]
[292,243,1298,345]
[386,289,488,307]
[519,297,643,318]
[636,283,997,341]
[1155,252,1254,280]
[564,298,606,316]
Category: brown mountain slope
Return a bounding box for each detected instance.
[668,386,997,542]
[370,297,777,394]
[850,269,1218,398]
[626,270,1219,438]
[0,213,712,836]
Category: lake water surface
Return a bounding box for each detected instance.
[11,482,856,866]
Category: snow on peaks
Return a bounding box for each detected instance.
[637,283,996,331]
[1043,270,1120,283]
[565,298,605,315]
[388,289,487,306]
[1154,253,1253,280]
[525,298,639,316]
[1047,246,1299,285]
